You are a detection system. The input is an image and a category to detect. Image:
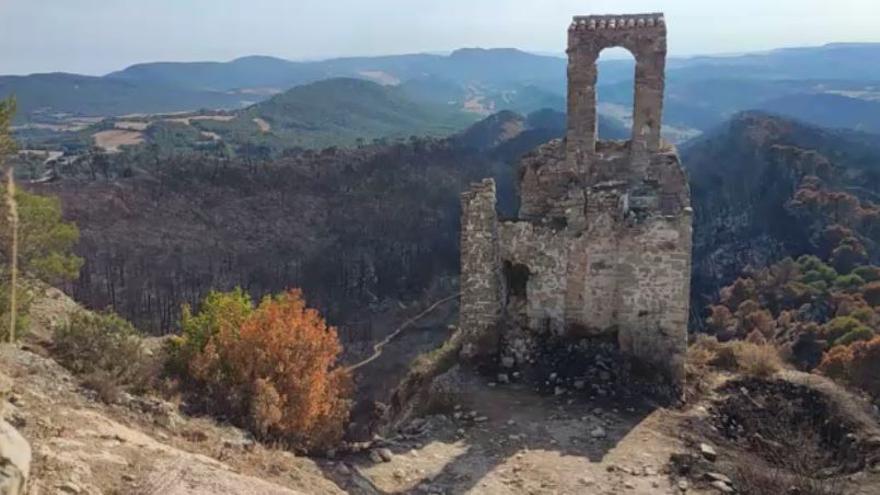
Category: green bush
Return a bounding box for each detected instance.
[849,307,875,324]
[821,316,868,343]
[53,311,150,400]
[0,283,31,342]
[834,327,875,347]
[853,265,880,283]
[798,256,837,284]
[833,273,865,291]
[165,287,253,376]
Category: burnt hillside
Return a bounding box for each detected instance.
[29,110,571,333]
[684,111,880,318]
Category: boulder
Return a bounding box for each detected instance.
[0,419,31,495]
[700,442,717,462]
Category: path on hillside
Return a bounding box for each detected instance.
[347,293,460,372]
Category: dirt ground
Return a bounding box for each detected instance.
[341,371,710,495]
[92,129,144,152]
[253,117,272,132]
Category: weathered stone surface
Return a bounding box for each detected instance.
[0,419,31,495]
[459,11,691,388]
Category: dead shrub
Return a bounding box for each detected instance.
[735,342,784,378]
[687,335,722,371]
[818,336,880,398]
[685,335,720,399]
[80,370,121,404]
[687,335,784,382]
[733,454,844,495]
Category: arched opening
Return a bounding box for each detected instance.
[595,46,636,142]
[503,260,530,327]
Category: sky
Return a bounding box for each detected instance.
[1,0,878,76]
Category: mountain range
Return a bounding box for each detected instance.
[6,43,880,142]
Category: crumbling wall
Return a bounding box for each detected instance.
[616,214,692,382]
[459,179,503,359]
[498,221,567,335]
[458,11,691,388]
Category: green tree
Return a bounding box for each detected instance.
[0,97,83,340]
[0,190,83,283]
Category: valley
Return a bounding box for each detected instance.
[2,6,880,495]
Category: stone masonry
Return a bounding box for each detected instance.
[459,13,692,385]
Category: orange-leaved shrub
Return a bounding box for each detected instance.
[818,336,880,398]
[167,288,351,451]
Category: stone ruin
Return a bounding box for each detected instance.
[459,13,692,387]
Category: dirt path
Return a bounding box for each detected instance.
[344,371,710,495]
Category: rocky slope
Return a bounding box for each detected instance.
[2,285,880,494]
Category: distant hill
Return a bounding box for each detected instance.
[669,43,880,82]
[105,55,314,92]
[7,42,880,135]
[195,78,478,149]
[107,49,566,93]
[760,93,880,134]
[0,73,243,123]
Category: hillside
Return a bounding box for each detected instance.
[669,42,880,81]
[683,111,880,314]
[197,78,477,149]
[761,93,880,134]
[105,55,316,92]
[0,73,243,124]
[9,43,880,134]
[3,284,880,494]
[107,49,566,93]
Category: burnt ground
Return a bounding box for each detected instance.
[674,371,880,495]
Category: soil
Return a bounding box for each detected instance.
[92,129,144,152]
[253,117,272,132]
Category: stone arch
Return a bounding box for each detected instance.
[565,14,667,168]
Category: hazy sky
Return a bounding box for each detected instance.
[1,0,878,76]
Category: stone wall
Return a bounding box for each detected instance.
[458,12,692,388]
[566,13,667,173]
[459,179,503,359]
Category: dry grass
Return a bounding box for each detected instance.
[735,342,784,377]
[687,336,783,378]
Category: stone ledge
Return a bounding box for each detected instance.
[570,13,665,31]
